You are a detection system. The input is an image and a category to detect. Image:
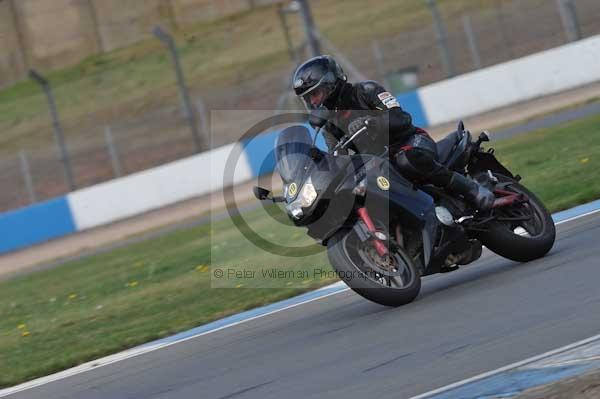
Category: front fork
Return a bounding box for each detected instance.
[356,207,389,257]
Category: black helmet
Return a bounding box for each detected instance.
[292,55,346,110]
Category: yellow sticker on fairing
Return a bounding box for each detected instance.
[376,176,390,191]
[288,182,298,197]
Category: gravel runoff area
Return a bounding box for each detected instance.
[1,81,600,280]
[516,369,600,399]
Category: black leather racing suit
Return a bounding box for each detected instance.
[321,81,454,188]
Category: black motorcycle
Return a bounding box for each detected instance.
[253,120,555,307]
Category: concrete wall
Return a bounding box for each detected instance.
[419,34,600,126]
[0,141,253,253]
[0,197,76,254]
[68,142,253,230]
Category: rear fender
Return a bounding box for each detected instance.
[468,150,514,179]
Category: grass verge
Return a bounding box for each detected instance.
[1,112,599,387]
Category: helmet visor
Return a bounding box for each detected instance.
[301,86,331,110]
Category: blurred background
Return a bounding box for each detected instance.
[1,0,599,213]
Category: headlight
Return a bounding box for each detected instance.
[286,177,318,219]
[295,177,317,207]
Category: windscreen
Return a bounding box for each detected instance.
[275,125,314,184]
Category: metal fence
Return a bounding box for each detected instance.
[1,0,599,213]
[350,0,600,90]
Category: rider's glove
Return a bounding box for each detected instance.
[348,116,379,136]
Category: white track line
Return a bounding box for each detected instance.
[556,207,600,225]
[1,205,599,397]
[409,332,600,399]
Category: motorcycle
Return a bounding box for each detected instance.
[253,118,556,306]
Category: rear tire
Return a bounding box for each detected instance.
[327,228,421,307]
[478,175,555,262]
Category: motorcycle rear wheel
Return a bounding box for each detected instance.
[478,175,555,262]
[327,228,421,307]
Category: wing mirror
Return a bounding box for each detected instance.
[253,186,272,200]
[475,131,491,148]
[253,186,285,203]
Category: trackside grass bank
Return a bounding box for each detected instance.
[1,113,600,387]
[492,113,600,211]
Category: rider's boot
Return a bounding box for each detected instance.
[446,172,495,212]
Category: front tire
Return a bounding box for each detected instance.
[327,228,421,307]
[478,175,555,262]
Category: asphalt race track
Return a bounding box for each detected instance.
[7,211,600,398]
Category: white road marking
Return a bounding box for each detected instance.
[409,333,600,399]
[555,207,600,225]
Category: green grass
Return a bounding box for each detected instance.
[1,95,599,389]
[0,0,513,154]
[493,114,600,211]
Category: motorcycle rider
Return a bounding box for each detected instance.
[292,55,495,212]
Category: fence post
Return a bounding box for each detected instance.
[8,0,28,76]
[297,0,321,57]
[19,150,37,204]
[425,0,455,78]
[278,4,298,62]
[195,97,210,149]
[556,0,582,43]
[104,125,122,178]
[495,3,514,59]
[153,26,205,153]
[87,0,105,53]
[28,69,76,191]
[462,15,482,70]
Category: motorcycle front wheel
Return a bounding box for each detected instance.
[327,228,421,307]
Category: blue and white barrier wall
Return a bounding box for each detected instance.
[67,143,252,230]
[0,143,254,254]
[418,34,600,126]
[0,198,76,254]
[2,34,600,254]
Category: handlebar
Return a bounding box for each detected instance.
[331,125,369,154]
